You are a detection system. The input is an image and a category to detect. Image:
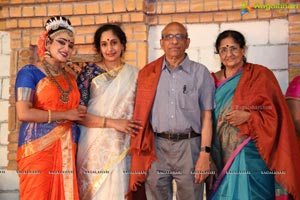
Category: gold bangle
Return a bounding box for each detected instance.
[102,117,107,128]
[48,110,52,124]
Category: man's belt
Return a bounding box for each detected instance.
[155,130,200,141]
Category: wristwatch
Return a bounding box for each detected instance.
[200,146,211,153]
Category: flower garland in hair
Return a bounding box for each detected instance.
[37,30,49,58]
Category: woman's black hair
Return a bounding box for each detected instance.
[215,30,247,69]
[93,24,127,55]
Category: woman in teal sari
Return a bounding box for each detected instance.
[210,30,300,200]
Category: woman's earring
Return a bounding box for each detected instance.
[44,50,51,58]
[243,55,247,62]
[66,58,72,66]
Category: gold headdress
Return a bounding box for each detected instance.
[38,16,74,58]
[45,16,74,33]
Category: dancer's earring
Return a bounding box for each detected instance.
[44,50,51,58]
[66,58,72,66]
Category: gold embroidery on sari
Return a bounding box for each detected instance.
[17,122,71,159]
[82,147,129,200]
[61,129,74,200]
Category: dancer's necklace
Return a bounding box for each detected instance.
[42,60,72,103]
[42,60,60,74]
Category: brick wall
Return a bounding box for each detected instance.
[1,0,148,171]
[145,0,300,80]
[0,0,299,198]
[289,13,300,80]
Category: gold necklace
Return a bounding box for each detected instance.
[102,62,123,78]
[42,61,73,103]
[42,60,60,74]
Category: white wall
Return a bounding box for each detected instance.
[0,31,19,200]
[148,19,289,93]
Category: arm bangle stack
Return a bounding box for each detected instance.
[102,117,107,128]
[48,110,52,124]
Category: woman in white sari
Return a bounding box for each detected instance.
[76,24,142,200]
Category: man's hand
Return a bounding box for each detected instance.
[194,152,210,184]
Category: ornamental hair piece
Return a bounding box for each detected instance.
[45,16,74,32]
[49,29,73,40]
[37,30,49,58]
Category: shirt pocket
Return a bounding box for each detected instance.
[178,86,198,111]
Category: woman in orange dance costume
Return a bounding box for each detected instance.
[15,16,86,200]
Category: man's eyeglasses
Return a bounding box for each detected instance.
[162,34,188,41]
[218,46,240,56]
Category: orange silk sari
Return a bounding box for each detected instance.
[16,69,80,200]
